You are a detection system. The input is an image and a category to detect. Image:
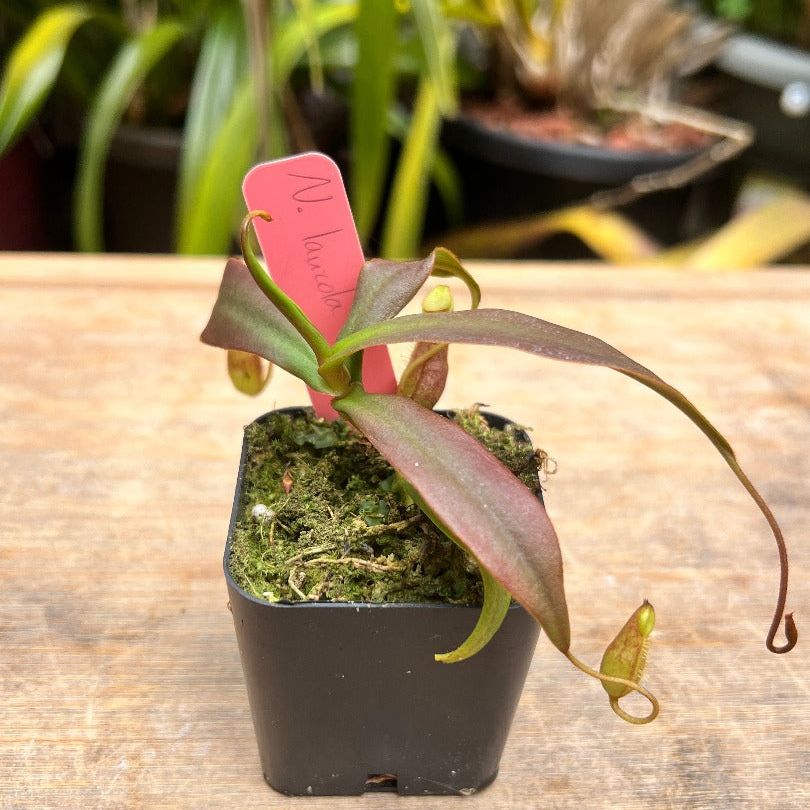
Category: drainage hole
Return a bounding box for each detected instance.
[365,773,398,792]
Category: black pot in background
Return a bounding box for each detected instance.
[103,123,181,253]
[441,114,741,258]
[714,34,810,185]
[224,407,542,796]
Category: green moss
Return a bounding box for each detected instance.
[228,406,542,606]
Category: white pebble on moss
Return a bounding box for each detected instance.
[252,503,269,519]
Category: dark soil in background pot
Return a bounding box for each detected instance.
[228,405,543,605]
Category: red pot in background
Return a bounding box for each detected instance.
[0,136,48,250]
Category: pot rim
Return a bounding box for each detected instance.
[443,113,703,184]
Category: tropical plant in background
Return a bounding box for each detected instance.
[0,0,464,257]
[427,1,810,263]
[201,210,797,724]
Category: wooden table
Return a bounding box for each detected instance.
[1,254,808,809]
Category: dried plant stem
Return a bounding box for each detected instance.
[590,101,753,211]
[360,515,424,537]
[565,650,659,725]
[304,556,405,573]
[287,570,307,600]
[284,544,335,565]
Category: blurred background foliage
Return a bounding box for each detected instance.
[0,0,808,264]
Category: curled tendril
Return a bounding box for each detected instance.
[768,612,798,654]
[565,651,660,725]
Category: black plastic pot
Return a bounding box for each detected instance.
[103,124,181,253]
[441,113,740,256]
[224,407,541,796]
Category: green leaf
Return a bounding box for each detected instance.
[338,246,478,339]
[380,77,442,259]
[200,258,331,393]
[333,386,571,652]
[0,4,94,155]
[387,104,464,229]
[350,0,398,242]
[291,0,326,92]
[325,306,794,653]
[176,4,247,248]
[176,2,357,255]
[74,21,186,252]
[411,0,457,115]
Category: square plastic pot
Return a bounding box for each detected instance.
[224,407,541,796]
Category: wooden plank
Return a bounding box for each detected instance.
[0,254,808,809]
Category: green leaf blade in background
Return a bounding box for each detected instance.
[74,20,186,252]
[387,104,463,230]
[410,0,457,116]
[334,386,571,652]
[350,0,398,242]
[0,4,94,155]
[177,1,358,255]
[380,78,442,259]
[176,3,247,249]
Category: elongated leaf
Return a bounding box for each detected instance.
[291,0,325,92]
[325,306,795,652]
[440,204,659,261]
[338,246,478,338]
[0,4,93,155]
[351,0,398,242]
[677,191,810,270]
[411,0,457,115]
[328,308,658,375]
[74,21,186,252]
[387,104,463,228]
[380,78,442,259]
[177,2,357,254]
[200,258,330,392]
[334,386,571,651]
[176,4,247,246]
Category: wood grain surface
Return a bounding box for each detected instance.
[1,253,808,809]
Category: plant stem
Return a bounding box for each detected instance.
[240,211,350,393]
[565,650,659,725]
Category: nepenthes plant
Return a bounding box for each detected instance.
[201,211,797,725]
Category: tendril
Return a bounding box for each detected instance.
[565,651,660,725]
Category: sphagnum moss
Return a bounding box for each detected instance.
[229,406,543,605]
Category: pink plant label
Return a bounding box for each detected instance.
[243,152,397,418]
